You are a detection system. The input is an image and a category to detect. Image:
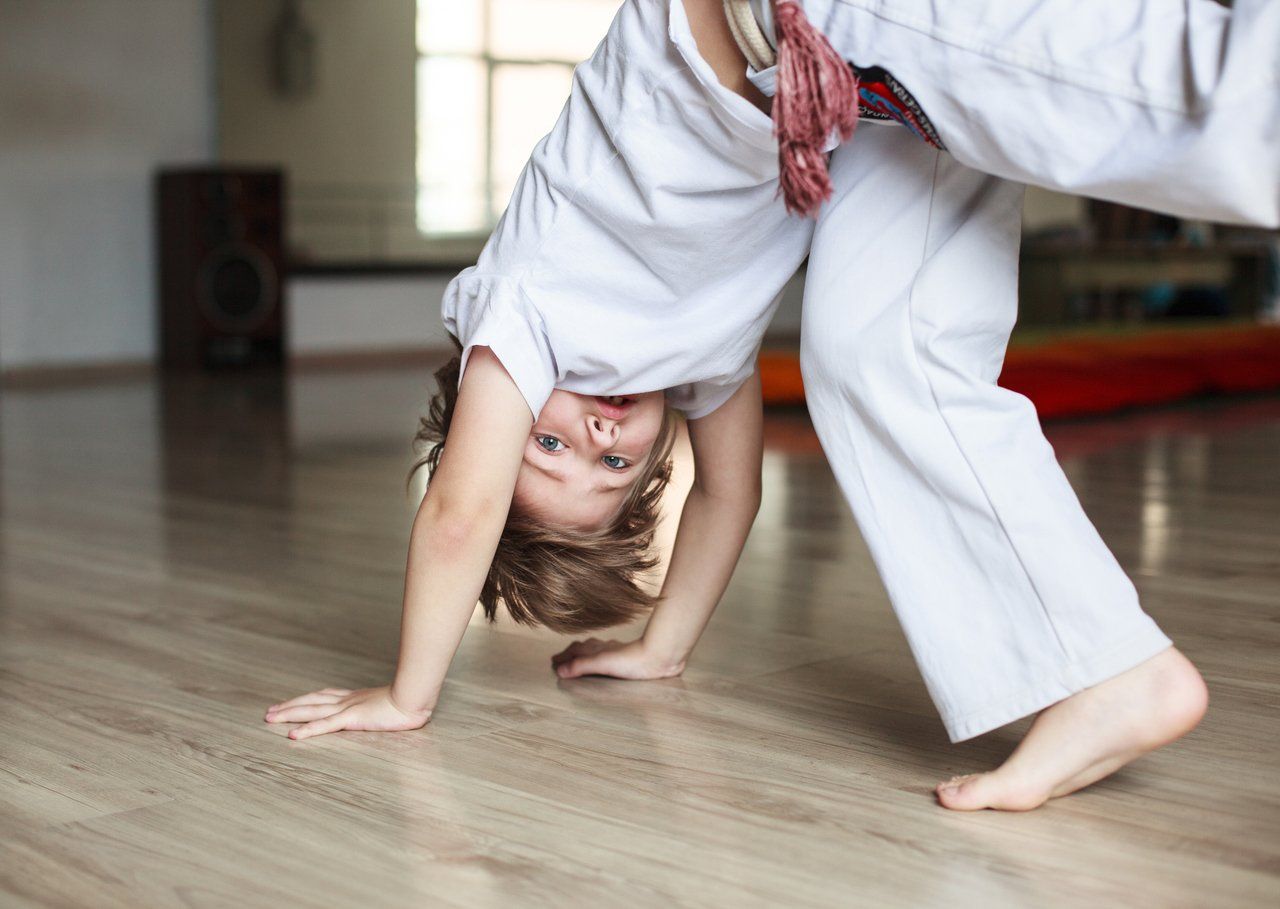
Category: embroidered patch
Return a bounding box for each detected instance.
[849,63,946,151]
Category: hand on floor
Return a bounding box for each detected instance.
[551,637,685,680]
[263,685,432,740]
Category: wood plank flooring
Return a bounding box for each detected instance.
[1,366,1278,908]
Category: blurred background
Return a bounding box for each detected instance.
[2,6,1279,904]
[1,0,1277,393]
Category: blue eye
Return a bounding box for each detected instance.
[602,455,629,470]
[535,435,564,452]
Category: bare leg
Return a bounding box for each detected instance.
[936,647,1208,810]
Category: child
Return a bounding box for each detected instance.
[265,0,818,741]
[266,0,1271,811]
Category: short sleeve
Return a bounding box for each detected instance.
[675,356,758,421]
[442,269,559,421]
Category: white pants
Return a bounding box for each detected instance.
[806,0,1280,227]
[800,123,1173,741]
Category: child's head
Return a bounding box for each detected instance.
[512,386,669,528]
[411,346,679,634]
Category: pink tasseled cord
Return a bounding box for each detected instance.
[771,0,860,218]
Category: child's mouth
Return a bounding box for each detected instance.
[595,395,635,419]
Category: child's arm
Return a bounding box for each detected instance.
[551,373,764,679]
[265,347,532,739]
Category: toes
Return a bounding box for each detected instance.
[935,773,1048,812]
[934,774,992,811]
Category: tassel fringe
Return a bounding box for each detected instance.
[771,0,859,218]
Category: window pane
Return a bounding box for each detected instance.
[488,0,621,61]
[416,56,487,234]
[490,63,575,218]
[416,0,483,55]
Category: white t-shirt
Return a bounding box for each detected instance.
[440,0,835,421]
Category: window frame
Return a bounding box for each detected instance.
[415,0,591,237]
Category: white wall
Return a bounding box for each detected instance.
[0,0,1084,373]
[217,0,414,188]
[0,0,215,371]
[216,0,442,264]
[289,273,454,355]
[286,266,809,358]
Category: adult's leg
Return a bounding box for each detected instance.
[801,0,1280,227]
[799,123,1207,809]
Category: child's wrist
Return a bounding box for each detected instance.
[388,682,436,719]
[639,635,689,675]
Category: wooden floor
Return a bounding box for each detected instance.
[2,365,1278,908]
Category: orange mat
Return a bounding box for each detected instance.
[759,324,1280,419]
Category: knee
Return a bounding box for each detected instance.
[798,310,908,403]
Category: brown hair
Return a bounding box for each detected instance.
[409,338,680,633]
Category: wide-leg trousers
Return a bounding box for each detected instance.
[801,0,1280,227]
[799,122,1174,742]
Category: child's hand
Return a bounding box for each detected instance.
[551,638,685,680]
[263,685,431,740]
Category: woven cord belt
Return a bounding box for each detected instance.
[723,0,860,217]
[723,0,776,71]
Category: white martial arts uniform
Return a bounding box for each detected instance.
[730,0,1276,739]
[441,0,1273,741]
[442,0,826,422]
[754,0,1280,227]
[800,124,1174,741]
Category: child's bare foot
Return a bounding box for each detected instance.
[935,646,1207,811]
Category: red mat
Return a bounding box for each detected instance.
[759,324,1280,419]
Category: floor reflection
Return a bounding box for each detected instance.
[1,368,1277,904]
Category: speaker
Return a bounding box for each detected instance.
[156,168,287,369]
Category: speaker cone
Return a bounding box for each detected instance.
[196,243,279,333]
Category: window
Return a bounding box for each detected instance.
[415,0,622,236]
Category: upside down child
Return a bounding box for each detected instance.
[266,0,1279,811]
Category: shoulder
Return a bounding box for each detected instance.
[444,274,558,422]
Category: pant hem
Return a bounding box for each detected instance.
[941,622,1175,743]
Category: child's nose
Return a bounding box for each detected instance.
[588,414,619,442]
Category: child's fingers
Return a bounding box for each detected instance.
[265,703,344,724]
[551,639,602,664]
[555,657,587,678]
[555,642,666,681]
[288,711,351,741]
[556,653,613,679]
[550,640,634,675]
[268,691,345,712]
